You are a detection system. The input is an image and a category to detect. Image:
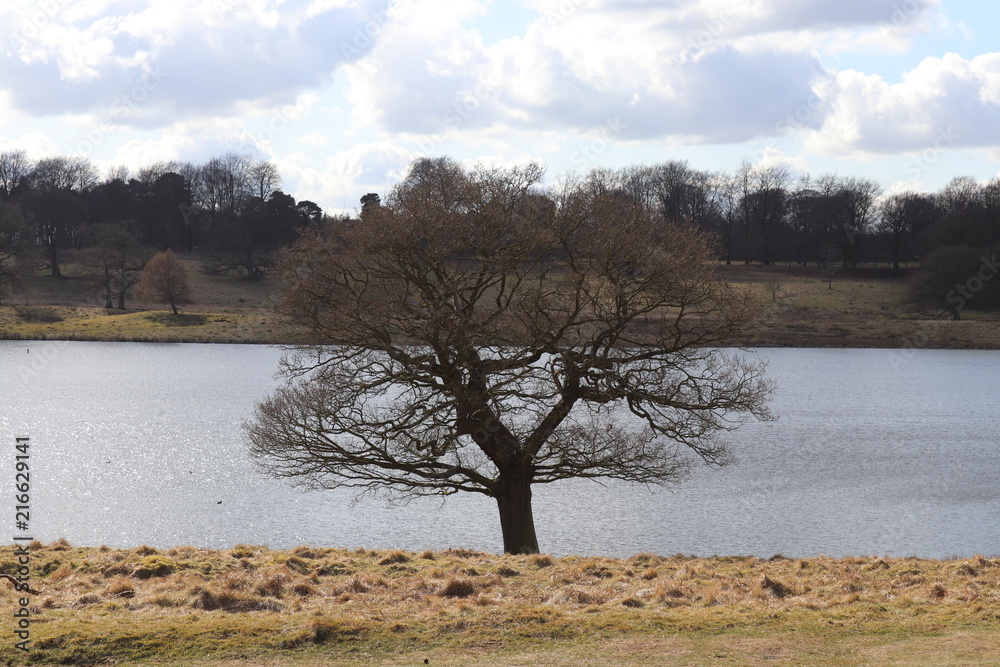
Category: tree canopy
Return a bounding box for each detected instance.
[135,249,194,315]
[246,158,774,554]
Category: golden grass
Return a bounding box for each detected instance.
[4,257,1000,348]
[0,305,288,343]
[3,542,1000,666]
[720,265,1000,349]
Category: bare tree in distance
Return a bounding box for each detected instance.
[249,160,281,202]
[135,249,194,315]
[747,164,791,266]
[839,176,882,267]
[245,158,774,555]
[30,155,99,192]
[877,191,936,275]
[0,201,34,304]
[82,220,152,309]
[0,150,33,200]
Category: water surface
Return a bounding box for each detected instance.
[1,341,997,558]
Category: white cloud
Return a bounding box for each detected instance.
[278,141,416,214]
[343,0,831,146]
[808,53,1000,155]
[0,0,391,123]
[0,132,60,157]
[2,0,999,210]
[297,132,332,147]
[758,147,811,178]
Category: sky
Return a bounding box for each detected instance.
[2,0,1000,215]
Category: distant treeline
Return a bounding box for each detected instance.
[555,160,1000,314]
[1,152,998,313]
[549,161,998,274]
[0,150,323,283]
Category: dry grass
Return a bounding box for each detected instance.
[720,264,1000,349]
[4,258,1000,349]
[3,542,1000,665]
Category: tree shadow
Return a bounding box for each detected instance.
[144,312,207,327]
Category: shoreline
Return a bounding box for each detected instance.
[2,302,999,349]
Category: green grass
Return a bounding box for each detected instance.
[3,542,1000,666]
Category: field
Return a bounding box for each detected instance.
[0,252,291,344]
[2,541,1000,666]
[3,252,1000,348]
[718,264,1000,349]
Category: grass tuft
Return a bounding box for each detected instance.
[756,574,794,599]
[379,550,410,565]
[132,555,176,579]
[440,577,477,598]
[532,554,555,568]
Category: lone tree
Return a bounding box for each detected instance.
[135,249,194,315]
[246,158,773,554]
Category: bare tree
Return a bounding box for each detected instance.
[82,220,152,309]
[877,191,935,274]
[0,202,34,304]
[135,249,194,315]
[136,161,179,186]
[105,164,131,183]
[0,150,33,200]
[747,164,791,266]
[30,155,98,192]
[249,160,281,202]
[713,170,740,265]
[818,240,843,289]
[735,160,754,264]
[839,176,882,267]
[20,188,86,278]
[245,159,774,554]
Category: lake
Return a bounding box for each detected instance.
[1,341,998,558]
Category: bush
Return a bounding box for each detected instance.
[132,555,175,579]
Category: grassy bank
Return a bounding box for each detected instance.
[2,541,999,666]
[3,255,999,348]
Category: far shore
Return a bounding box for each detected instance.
[2,259,999,349]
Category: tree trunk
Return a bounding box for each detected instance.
[495,474,539,554]
[170,300,178,315]
[49,245,62,279]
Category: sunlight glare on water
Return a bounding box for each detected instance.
[1,341,998,558]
